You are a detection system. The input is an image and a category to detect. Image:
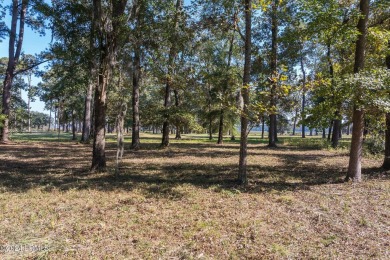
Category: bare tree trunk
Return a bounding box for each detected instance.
[268,0,278,147]
[48,101,52,131]
[131,45,141,149]
[332,112,341,148]
[116,103,127,176]
[328,120,333,141]
[346,0,369,182]
[383,113,390,170]
[261,117,265,139]
[82,75,94,143]
[1,0,27,143]
[131,2,144,149]
[322,128,326,138]
[72,110,77,140]
[217,109,224,144]
[300,57,306,138]
[292,108,298,135]
[173,89,182,140]
[382,42,390,169]
[238,0,252,185]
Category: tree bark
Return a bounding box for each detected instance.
[72,110,77,140]
[300,57,306,138]
[131,44,141,149]
[217,109,224,144]
[91,0,127,171]
[261,117,265,139]
[331,112,341,148]
[238,0,252,185]
[383,113,390,170]
[48,101,52,131]
[81,77,94,142]
[1,0,27,143]
[346,0,369,182]
[268,0,278,147]
[292,108,298,135]
[382,42,390,169]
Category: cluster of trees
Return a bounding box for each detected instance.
[1,0,389,184]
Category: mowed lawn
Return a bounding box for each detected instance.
[0,133,389,259]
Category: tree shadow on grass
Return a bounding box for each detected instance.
[0,142,386,196]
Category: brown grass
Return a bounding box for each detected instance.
[0,134,389,259]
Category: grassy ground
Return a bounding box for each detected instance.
[0,132,389,259]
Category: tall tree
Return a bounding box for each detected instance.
[161,0,183,147]
[268,0,279,147]
[91,0,127,171]
[346,0,370,182]
[1,0,27,143]
[238,0,252,185]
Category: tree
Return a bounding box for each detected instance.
[161,0,184,147]
[1,0,28,143]
[91,0,128,172]
[346,0,370,182]
[238,0,252,185]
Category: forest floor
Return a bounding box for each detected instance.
[0,132,389,259]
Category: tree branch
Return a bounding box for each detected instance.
[14,59,50,76]
[235,23,246,42]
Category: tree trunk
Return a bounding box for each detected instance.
[322,128,326,138]
[72,110,77,140]
[346,0,369,182]
[1,0,27,143]
[217,109,224,144]
[131,2,144,149]
[382,42,390,169]
[48,101,52,131]
[131,44,141,149]
[115,103,127,176]
[383,113,390,170]
[300,56,306,138]
[268,0,278,147]
[91,0,127,171]
[238,0,252,185]
[81,74,94,143]
[261,117,265,139]
[331,117,341,148]
[161,0,182,147]
[292,108,298,135]
[328,120,333,141]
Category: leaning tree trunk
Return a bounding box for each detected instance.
[1,0,27,143]
[346,0,369,182]
[238,0,252,185]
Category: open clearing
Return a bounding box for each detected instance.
[0,133,389,259]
